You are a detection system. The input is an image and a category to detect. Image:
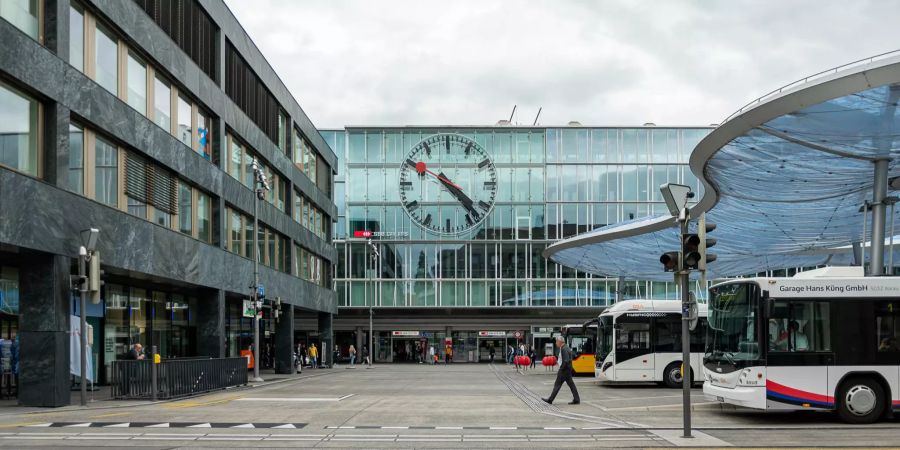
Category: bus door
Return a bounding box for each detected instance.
[766,300,834,410]
[614,314,654,380]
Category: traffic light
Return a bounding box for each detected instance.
[660,251,680,272]
[698,221,717,270]
[682,233,702,270]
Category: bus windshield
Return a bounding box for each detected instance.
[565,327,596,355]
[706,282,760,365]
[598,316,613,361]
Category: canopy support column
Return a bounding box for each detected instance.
[870,158,889,276]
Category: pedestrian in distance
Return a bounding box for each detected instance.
[489,346,495,363]
[542,336,580,405]
[428,345,436,365]
[309,343,318,368]
[127,343,145,360]
[349,344,357,367]
[362,345,370,366]
[445,344,453,364]
[529,346,537,369]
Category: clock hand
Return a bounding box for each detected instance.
[437,172,481,218]
[414,162,462,190]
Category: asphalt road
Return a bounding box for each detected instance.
[0,363,897,448]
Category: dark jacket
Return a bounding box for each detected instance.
[559,344,574,372]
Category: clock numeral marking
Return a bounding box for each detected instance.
[422,214,432,227]
[465,214,474,226]
[400,181,412,191]
[405,159,417,169]
[406,200,419,211]
[483,181,496,190]
[445,219,451,233]
[464,143,473,156]
[478,200,491,211]
[477,159,490,169]
[422,142,432,157]
[445,135,451,152]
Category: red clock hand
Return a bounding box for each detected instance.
[415,161,461,190]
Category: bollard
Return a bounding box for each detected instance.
[151,345,158,401]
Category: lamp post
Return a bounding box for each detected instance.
[659,183,694,439]
[367,239,379,369]
[250,157,270,382]
[75,228,99,407]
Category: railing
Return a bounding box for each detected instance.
[722,49,900,124]
[110,357,248,400]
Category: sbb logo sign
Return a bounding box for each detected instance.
[353,230,373,238]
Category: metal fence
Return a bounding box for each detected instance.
[110,357,248,400]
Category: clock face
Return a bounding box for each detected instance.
[399,133,498,235]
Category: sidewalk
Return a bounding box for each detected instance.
[0,368,323,416]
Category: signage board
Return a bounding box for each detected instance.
[391,330,420,337]
[242,300,260,318]
[478,331,506,337]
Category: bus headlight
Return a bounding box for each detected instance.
[602,361,613,372]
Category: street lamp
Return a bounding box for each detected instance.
[659,183,694,439]
[367,239,379,369]
[250,157,270,382]
[75,228,99,406]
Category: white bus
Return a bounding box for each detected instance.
[704,267,900,424]
[595,299,709,388]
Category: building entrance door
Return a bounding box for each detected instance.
[478,338,503,362]
[391,338,423,363]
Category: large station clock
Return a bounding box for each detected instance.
[399,133,498,235]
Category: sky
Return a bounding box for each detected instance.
[223,1,900,128]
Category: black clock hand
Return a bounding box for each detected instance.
[438,172,480,218]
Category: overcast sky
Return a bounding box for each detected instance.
[224,1,900,128]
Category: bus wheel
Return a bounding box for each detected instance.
[663,362,684,389]
[837,377,885,424]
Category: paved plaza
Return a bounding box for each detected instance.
[0,364,897,448]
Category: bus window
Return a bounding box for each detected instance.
[876,302,900,352]
[616,322,650,351]
[654,315,680,352]
[768,301,831,352]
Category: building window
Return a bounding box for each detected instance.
[94,22,118,95]
[178,181,192,235]
[152,75,170,131]
[176,94,191,147]
[0,80,39,177]
[229,208,242,255]
[69,2,84,71]
[277,110,288,153]
[68,124,84,194]
[227,135,241,180]
[133,0,218,82]
[154,207,171,227]
[196,109,211,160]
[197,192,210,242]
[127,196,146,218]
[126,51,147,115]
[1,0,40,40]
[224,41,280,145]
[94,136,118,207]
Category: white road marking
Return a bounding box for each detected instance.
[104,423,131,428]
[435,426,463,430]
[237,396,351,402]
[187,423,211,428]
[145,423,170,428]
[231,423,255,428]
[271,423,296,429]
[64,423,92,427]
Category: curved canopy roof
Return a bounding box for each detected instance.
[545,51,900,280]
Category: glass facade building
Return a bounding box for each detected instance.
[320,126,712,362]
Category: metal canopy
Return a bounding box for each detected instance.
[545,51,900,281]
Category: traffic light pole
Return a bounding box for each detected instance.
[78,252,88,407]
[679,215,692,438]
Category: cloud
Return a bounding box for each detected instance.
[224,0,900,128]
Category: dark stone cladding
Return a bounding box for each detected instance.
[0,168,337,314]
[81,0,337,220]
[0,19,335,264]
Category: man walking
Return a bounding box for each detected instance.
[542,336,580,405]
